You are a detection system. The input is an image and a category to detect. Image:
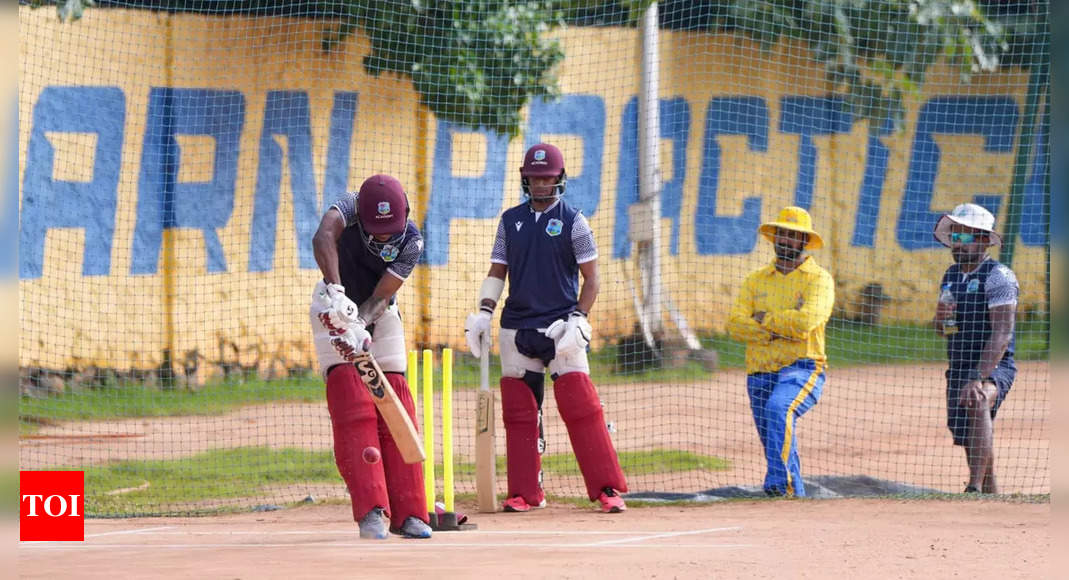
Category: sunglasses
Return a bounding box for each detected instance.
[949,232,980,244]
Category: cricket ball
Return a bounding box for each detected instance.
[362,446,381,464]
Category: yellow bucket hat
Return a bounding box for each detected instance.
[758,206,824,250]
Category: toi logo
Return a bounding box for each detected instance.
[20,471,85,541]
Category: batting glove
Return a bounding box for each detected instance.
[324,283,362,329]
[465,308,493,358]
[317,309,372,359]
[548,311,591,357]
[329,327,372,361]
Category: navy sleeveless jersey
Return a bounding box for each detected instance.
[940,257,1018,370]
[499,200,587,329]
[331,192,423,306]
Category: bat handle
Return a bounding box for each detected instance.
[479,335,490,391]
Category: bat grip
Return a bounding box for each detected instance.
[479,335,490,391]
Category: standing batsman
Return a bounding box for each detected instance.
[464,143,628,513]
[932,203,1018,494]
[310,174,431,539]
[727,206,833,497]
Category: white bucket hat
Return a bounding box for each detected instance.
[933,203,1002,247]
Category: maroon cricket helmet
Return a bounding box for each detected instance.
[520,143,567,199]
[357,174,410,235]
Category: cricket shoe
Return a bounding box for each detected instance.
[597,488,626,513]
[358,507,389,540]
[392,516,432,539]
[502,495,546,512]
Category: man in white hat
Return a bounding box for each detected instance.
[932,203,1018,494]
[727,206,834,497]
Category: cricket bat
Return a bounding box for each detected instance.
[353,351,426,464]
[475,335,498,512]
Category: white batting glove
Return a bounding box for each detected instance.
[551,311,591,357]
[317,307,372,358]
[324,283,362,329]
[465,309,493,358]
[328,326,371,362]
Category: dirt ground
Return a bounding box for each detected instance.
[17,362,1052,578]
[19,361,1050,508]
[17,498,1049,579]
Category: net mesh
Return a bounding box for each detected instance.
[17,0,1050,515]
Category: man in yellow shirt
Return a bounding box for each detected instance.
[727,207,834,497]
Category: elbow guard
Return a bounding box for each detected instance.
[478,276,505,311]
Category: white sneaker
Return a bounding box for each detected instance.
[394,516,432,539]
[358,507,389,540]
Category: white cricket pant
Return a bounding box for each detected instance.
[498,328,590,378]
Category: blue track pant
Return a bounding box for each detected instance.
[746,359,826,497]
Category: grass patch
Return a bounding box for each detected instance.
[20,378,324,426]
[450,448,728,478]
[63,446,727,515]
[79,447,342,515]
[20,319,1048,424]
[539,449,730,477]
[702,317,1050,369]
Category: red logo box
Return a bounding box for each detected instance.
[20,471,85,541]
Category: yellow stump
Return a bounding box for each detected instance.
[441,348,454,513]
[408,350,418,410]
[422,349,435,513]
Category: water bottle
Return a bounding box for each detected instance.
[939,284,958,335]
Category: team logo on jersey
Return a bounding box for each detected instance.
[967,278,980,293]
[545,218,563,236]
[377,201,392,215]
[515,221,523,231]
[380,244,399,262]
[534,149,546,161]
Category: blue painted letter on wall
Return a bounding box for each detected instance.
[778,96,852,210]
[132,88,245,274]
[249,91,356,271]
[897,96,1018,250]
[695,97,768,255]
[613,97,689,258]
[20,86,125,278]
[525,95,606,217]
[423,122,509,265]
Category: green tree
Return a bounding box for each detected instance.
[31,0,1047,136]
[709,0,1047,131]
[322,1,569,137]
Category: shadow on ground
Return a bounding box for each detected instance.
[624,475,942,501]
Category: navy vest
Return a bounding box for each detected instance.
[335,221,421,306]
[941,258,1016,370]
[500,201,581,329]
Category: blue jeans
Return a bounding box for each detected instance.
[747,359,826,497]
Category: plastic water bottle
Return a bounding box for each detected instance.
[939,284,958,335]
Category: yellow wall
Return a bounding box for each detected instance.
[18,9,1048,376]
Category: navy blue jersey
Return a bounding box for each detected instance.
[940,257,1018,370]
[494,200,597,329]
[331,192,423,306]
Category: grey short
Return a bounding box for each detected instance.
[945,360,1015,447]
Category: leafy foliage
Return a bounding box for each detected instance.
[702,0,1046,132]
[26,0,1048,135]
[323,1,572,137]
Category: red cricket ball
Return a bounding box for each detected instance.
[362,446,381,464]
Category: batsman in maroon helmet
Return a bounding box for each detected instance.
[310,174,431,539]
[464,143,628,513]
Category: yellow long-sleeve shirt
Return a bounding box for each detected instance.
[726,257,835,374]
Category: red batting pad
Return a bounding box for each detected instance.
[500,377,545,505]
[553,372,628,500]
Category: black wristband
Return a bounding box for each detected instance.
[573,309,588,317]
[479,305,493,314]
[966,368,982,382]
